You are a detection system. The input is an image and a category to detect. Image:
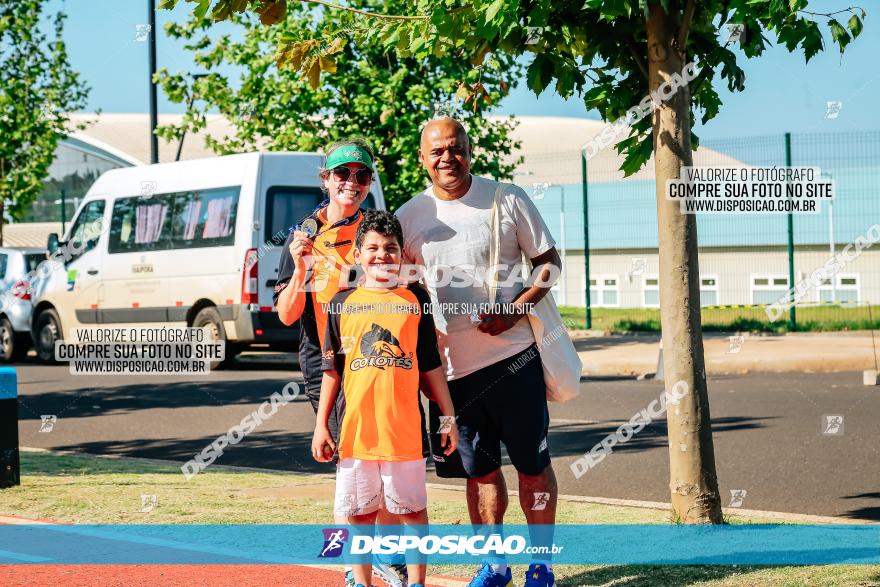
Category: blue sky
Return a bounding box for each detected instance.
[46,0,878,140]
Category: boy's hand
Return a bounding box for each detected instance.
[311,426,336,462]
[437,415,459,456]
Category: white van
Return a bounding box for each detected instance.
[30,152,386,365]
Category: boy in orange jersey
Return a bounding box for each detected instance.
[312,210,458,587]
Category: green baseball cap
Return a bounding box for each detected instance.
[324,145,375,172]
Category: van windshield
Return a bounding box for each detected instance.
[265,187,376,246]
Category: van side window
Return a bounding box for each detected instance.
[68,200,106,261]
[109,186,240,254]
[171,187,239,249]
[264,187,376,246]
[109,195,173,253]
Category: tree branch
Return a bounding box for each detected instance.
[677,0,695,50]
[627,40,649,80]
[798,6,865,18]
[296,0,428,21]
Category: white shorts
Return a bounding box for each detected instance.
[334,458,427,516]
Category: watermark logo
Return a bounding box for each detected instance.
[531,492,550,511]
[766,223,880,322]
[727,335,745,354]
[140,494,157,513]
[339,335,357,355]
[525,26,544,45]
[437,416,455,434]
[822,414,844,436]
[319,528,349,558]
[140,180,158,199]
[728,489,747,508]
[583,61,699,160]
[824,100,843,120]
[529,182,550,200]
[725,23,745,43]
[39,415,57,433]
[181,382,302,479]
[630,257,647,277]
[570,381,690,478]
[134,24,152,42]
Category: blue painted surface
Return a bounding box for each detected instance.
[0,367,17,400]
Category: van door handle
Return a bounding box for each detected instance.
[87,269,99,275]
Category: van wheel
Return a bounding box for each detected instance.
[0,318,22,362]
[34,309,62,364]
[192,307,237,369]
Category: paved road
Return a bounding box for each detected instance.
[12,354,880,520]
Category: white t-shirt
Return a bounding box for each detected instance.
[396,175,556,379]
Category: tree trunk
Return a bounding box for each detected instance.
[647,1,723,524]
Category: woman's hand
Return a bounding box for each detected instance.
[288,230,315,271]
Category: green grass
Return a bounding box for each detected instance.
[2,451,879,586]
[559,304,880,334]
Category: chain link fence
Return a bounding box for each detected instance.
[514,130,880,333]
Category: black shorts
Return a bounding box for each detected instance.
[428,344,551,478]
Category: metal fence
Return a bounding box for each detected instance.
[514,130,880,332]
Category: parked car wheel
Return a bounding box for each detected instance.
[192,307,239,369]
[0,318,23,362]
[34,309,62,364]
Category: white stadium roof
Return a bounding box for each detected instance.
[65,113,745,185]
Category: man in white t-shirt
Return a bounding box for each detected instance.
[396,117,561,587]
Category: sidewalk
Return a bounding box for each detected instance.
[570,331,880,376]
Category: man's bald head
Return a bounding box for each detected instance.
[420,117,470,150]
[418,116,473,199]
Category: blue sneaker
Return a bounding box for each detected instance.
[523,563,555,587]
[467,563,513,587]
[344,570,355,587]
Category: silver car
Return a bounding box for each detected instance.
[0,247,49,361]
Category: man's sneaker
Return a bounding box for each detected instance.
[344,569,355,587]
[523,563,555,587]
[372,562,408,587]
[467,563,513,587]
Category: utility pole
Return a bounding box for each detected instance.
[148,0,159,164]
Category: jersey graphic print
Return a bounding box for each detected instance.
[351,324,413,371]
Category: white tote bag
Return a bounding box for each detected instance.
[487,182,583,402]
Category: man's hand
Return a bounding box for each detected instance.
[437,416,459,456]
[288,230,315,271]
[311,426,336,462]
[477,303,530,336]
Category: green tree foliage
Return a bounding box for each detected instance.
[160,0,864,177]
[155,0,523,211]
[0,1,90,239]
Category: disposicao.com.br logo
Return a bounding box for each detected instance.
[346,533,562,556]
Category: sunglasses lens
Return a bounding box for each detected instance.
[332,167,351,181]
[332,166,372,186]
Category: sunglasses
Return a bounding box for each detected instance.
[331,166,373,186]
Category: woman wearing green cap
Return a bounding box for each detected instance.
[273,138,411,587]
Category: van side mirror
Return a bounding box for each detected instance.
[47,233,60,254]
